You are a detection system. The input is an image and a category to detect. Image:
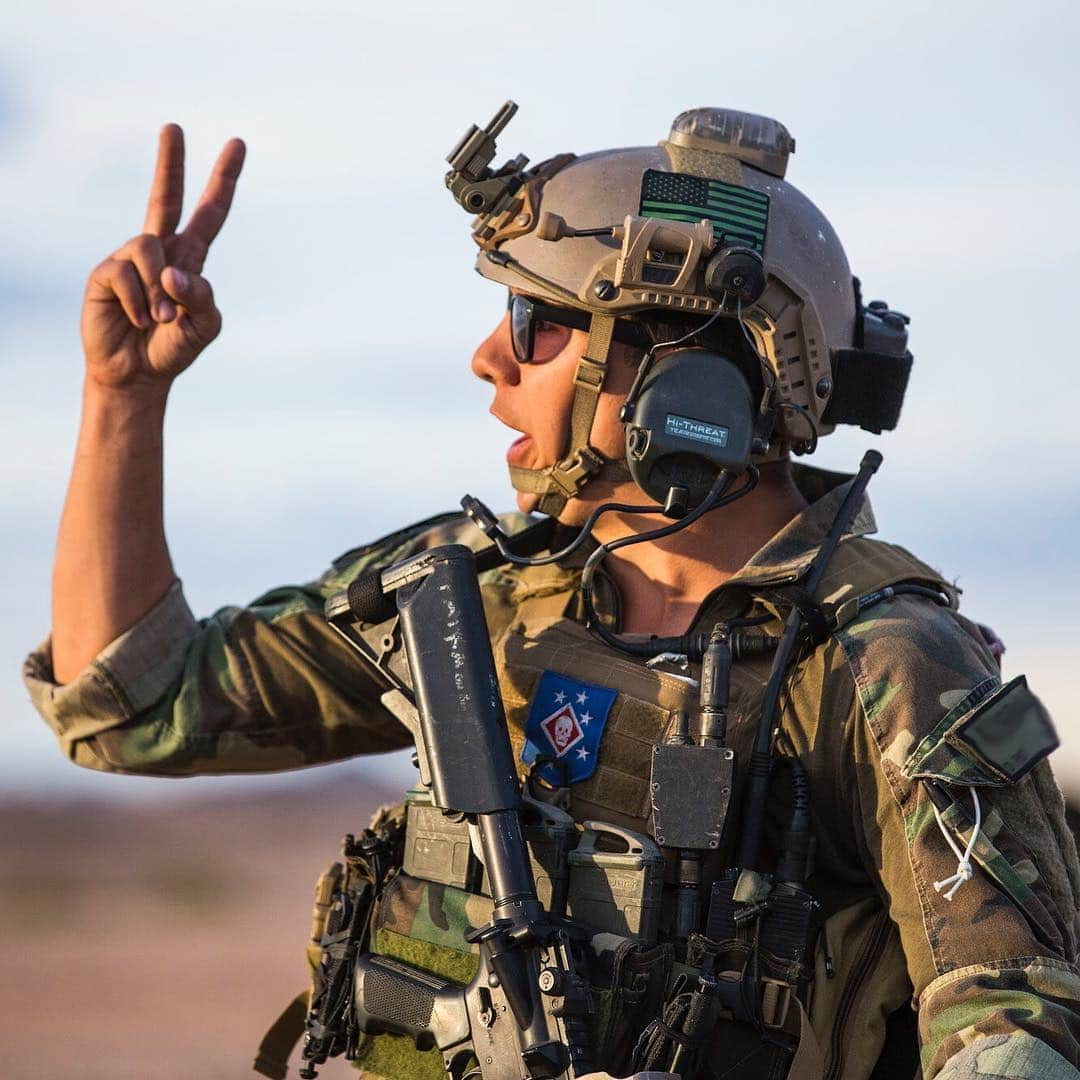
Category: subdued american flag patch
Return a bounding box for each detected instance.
[639,168,769,251]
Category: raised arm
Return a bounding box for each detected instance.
[29,124,434,777]
[52,124,244,682]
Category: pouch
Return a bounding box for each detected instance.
[496,616,697,830]
[903,675,1058,788]
[944,675,1058,783]
[900,674,1065,953]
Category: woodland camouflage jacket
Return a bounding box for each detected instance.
[23,468,1080,1079]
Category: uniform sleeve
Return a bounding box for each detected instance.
[21,514,472,776]
[837,597,1080,1078]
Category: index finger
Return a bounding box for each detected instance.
[143,123,185,236]
[177,137,246,272]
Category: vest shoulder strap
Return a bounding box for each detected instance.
[811,536,956,631]
[753,537,957,640]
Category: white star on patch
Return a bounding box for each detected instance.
[580,712,592,726]
[554,691,566,704]
[576,691,588,705]
[576,746,590,760]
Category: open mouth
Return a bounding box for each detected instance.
[491,408,535,466]
[507,433,533,464]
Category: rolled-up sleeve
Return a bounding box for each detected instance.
[19,516,479,776]
[25,581,200,756]
[22,510,505,777]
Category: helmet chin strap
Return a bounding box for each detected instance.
[507,312,631,517]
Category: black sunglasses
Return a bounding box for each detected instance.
[507,293,651,363]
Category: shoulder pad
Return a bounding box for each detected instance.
[815,536,956,618]
[904,675,1058,787]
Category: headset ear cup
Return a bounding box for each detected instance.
[625,348,755,507]
[704,245,766,306]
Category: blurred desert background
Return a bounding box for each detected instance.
[1,776,395,1079]
[3,1,1079,1076]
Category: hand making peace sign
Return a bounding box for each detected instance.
[81,124,246,393]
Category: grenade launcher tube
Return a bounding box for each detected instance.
[390,545,523,816]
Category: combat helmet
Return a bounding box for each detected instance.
[446,103,912,516]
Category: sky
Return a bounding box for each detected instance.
[2,0,1078,801]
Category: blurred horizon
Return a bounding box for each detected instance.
[3,0,1079,803]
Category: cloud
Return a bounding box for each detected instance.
[2,0,1078,793]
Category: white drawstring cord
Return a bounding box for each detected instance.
[932,786,982,901]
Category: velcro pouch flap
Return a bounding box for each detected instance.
[903,675,1058,786]
[943,675,1058,784]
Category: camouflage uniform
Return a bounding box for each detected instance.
[24,467,1080,1078]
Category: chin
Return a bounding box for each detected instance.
[555,501,591,527]
[516,490,540,514]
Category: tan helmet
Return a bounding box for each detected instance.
[446,103,911,516]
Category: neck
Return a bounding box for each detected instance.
[578,464,807,637]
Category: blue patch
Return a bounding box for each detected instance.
[521,671,617,786]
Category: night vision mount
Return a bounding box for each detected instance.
[445,101,534,248]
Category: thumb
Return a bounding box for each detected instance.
[161,266,215,313]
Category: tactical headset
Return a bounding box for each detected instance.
[618,240,767,514]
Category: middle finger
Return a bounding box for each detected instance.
[178,137,246,271]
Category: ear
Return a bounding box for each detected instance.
[605,345,646,399]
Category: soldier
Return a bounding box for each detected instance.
[24,108,1080,1080]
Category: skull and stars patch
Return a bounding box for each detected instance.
[520,672,617,786]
